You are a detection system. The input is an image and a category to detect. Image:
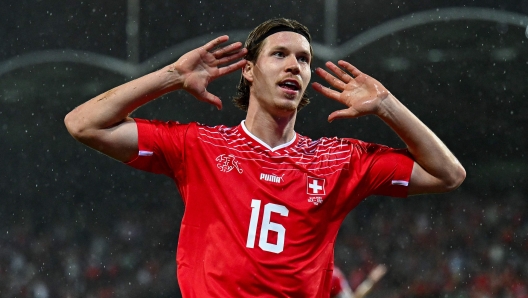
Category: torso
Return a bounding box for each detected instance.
[176,122,358,297]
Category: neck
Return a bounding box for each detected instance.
[244,108,297,149]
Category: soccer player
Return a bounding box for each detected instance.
[64,18,465,297]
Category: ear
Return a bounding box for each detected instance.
[242,61,254,83]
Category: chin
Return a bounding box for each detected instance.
[275,102,298,113]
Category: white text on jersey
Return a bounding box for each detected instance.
[260,173,284,184]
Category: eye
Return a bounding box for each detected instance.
[272,51,285,58]
[298,56,310,63]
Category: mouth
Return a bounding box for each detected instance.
[278,79,301,93]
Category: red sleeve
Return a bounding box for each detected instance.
[125,118,190,177]
[352,140,414,198]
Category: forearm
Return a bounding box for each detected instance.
[353,279,374,298]
[63,36,244,162]
[377,94,466,191]
[65,65,182,135]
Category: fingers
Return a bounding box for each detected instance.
[314,61,358,91]
[218,59,247,77]
[325,61,354,83]
[314,68,346,90]
[203,35,247,77]
[314,60,373,123]
[337,60,363,78]
[202,35,230,52]
[312,81,359,122]
[215,47,247,67]
[211,41,245,60]
[204,36,246,63]
[311,82,342,100]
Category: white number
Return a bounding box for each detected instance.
[246,199,289,254]
[246,199,261,249]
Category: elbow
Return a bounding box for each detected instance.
[64,110,89,141]
[64,111,79,138]
[443,164,466,192]
[409,162,466,195]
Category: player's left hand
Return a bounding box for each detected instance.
[170,35,247,110]
[312,60,390,122]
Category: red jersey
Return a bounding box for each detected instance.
[127,119,413,298]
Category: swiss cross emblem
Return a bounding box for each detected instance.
[307,176,326,195]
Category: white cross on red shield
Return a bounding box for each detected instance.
[306,176,326,195]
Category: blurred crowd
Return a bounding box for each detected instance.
[335,191,528,298]
[1,190,527,298]
[0,209,180,298]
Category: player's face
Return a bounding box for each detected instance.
[244,31,312,115]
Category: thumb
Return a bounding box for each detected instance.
[328,108,359,123]
[199,91,223,110]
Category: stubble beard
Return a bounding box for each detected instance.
[275,93,301,113]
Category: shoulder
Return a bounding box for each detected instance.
[295,134,404,159]
[135,119,237,134]
[134,118,189,131]
[295,134,362,152]
[316,135,397,154]
[193,122,239,137]
[195,122,237,132]
[187,123,243,147]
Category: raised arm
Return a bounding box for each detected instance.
[64,36,246,162]
[353,264,387,298]
[312,60,466,195]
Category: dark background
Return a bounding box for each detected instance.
[0,0,527,297]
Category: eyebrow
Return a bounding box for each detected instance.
[270,46,311,58]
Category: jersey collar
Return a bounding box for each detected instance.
[240,120,297,152]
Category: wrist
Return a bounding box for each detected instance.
[158,65,185,92]
[376,93,401,119]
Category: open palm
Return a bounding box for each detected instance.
[171,35,247,109]
[312,60,390,122]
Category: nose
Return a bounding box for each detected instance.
[285,55,300,75]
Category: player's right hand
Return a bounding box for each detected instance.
[169,36,247,110]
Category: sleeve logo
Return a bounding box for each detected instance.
[216,154,243,174]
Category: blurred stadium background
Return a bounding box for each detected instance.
[1,0,527,297]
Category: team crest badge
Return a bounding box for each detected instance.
[216,154,243,174]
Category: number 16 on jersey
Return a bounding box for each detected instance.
[246,199,289,254]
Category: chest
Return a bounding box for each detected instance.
[187,137,351,213]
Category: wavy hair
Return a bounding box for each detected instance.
[232,18,313,111]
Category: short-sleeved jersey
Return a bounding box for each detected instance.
[126,119,413,298]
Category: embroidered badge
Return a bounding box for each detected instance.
[216,154,243,174]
